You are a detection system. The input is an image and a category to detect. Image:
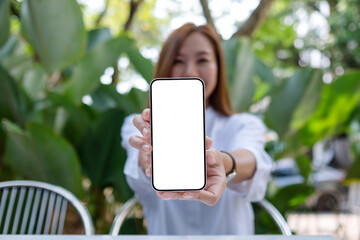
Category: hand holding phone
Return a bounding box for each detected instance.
[156,145,227,206]
[150,78,206,191]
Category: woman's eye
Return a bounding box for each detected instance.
[198,58,208,63]
[173,59,184,65]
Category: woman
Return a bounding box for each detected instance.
[121,23,273,235]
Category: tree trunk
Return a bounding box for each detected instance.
[124,0,144,31]
[232,0,275,39]
[95,0,109,27]
[111,0,144,85]
[199,0,217,32]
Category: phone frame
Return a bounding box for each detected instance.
[149,77,207,191]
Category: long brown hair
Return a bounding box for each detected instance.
[153,23,233,116]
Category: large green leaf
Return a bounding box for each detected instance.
[270,183,316,214]
[265,68,322,138]
[0,65,23,126]
[253,57,279,102]
[299,72,360,145]
[126,46,154,82]
[254,57,278,87]
[224,38,255,112]
[2,120,83,197]
[21,0,86,73]
[0,35,18,61]
[1,39,34,82]
[290,70,323,130]
[47,92,93,146]
[222,39,240,84]
[0,0,10,48]
[62,35,133,104]
[78,109,132,201]
[91,84,140,115]
[295,155,312,183]
[126,87,149,111]
[86,28,112,53]
[94,85,149,114]
[22,66,47,101]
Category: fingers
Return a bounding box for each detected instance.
[129,135,152,153]
[205,136,213,150]
[130,109,153,177]
[133,113,151,138]
[184,191,218,206]
[157,191,219,206]
[142,108,151,121]
[206,150,216,165]
[145,165,152,177]
[158,191,195,201]
[139,151,152,177]
[157,192,185,200]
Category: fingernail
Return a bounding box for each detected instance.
[142,128,148,137]
[142,144,150,152]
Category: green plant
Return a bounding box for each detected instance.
[0,0,153,233]
[223,36,360,232]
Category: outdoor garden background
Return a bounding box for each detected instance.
[1,0,360,238]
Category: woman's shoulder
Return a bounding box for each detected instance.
[220,110,263,124]
[208,107,265,128]
[222,112,267,131]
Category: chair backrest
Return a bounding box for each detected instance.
[109,197,292,236]
[255,199,292,236]
[0,180,94,235]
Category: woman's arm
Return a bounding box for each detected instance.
[221,149,256,183]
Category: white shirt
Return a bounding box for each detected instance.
[121,106,273,235]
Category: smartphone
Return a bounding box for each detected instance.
[150,77,206,191]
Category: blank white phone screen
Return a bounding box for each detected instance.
[150,78,206,191]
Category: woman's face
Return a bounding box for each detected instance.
[171,32,218,102]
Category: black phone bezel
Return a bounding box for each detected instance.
[149,77,207,191]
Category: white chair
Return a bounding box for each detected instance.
[109,197,292,236]
[0,180,94,235]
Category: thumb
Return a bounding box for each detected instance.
[205,136,213,150]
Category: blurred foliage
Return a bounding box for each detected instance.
[223,0,360,233]
[1,0,360,234]
[0,0,152,233]
[251,0,360,75]
[3,120,83,197]
[0,0,10,48]
[21,0,87,73]
[80,0,171,49]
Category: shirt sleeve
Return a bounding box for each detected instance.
[121,114,154,200]
[225,113,273,202]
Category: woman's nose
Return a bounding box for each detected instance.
[183,63,198,77]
